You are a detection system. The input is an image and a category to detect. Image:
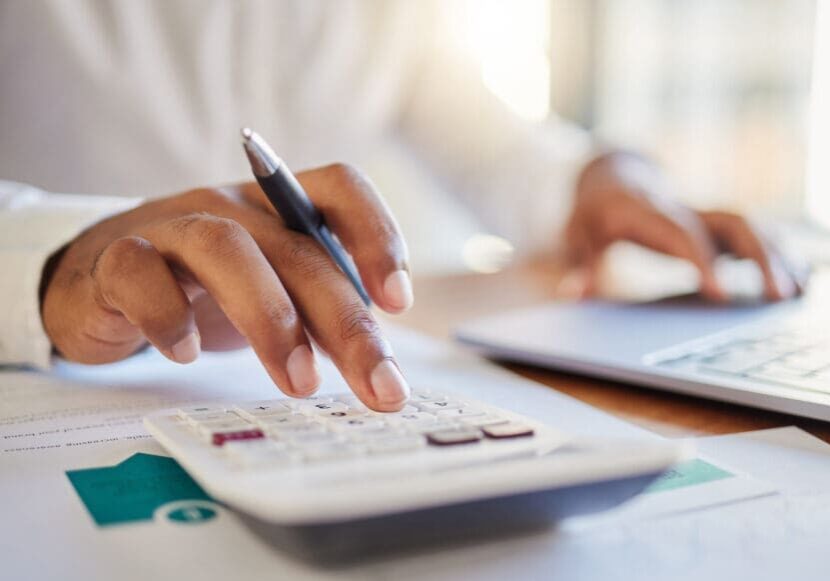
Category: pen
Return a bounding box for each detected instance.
[240,127,371,306]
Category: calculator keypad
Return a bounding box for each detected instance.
[175,390,536,469]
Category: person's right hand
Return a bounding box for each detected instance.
[40,164,414,411]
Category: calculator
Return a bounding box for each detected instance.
[144,388,687,561]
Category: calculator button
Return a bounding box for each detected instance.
[435,407,485,419]
[343,427,403,442]
[233,402,291,420]
[285,431,344,446]
[482,423,535,439]
[301,443,365,463]
[198,419,250,433]
[208,427,264,447]
[224,438,287,453]
[417,421,461,434]
[416,400,462,412]
[409,390,449,403]
[367,435,426,455]
[426,428,483,446]
[328,417,387,432]
[283,396,334,409]
[382,412,437,427]
[269,422,326,436]
[460,415,509,427]
[183,411,238,426]
[224,441,298,468]
[318,408,367,421]
[368,404,419,416]
[254,414,308,428]
[298,401,350,415]
[177,405,228,419]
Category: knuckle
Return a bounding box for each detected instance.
[93,236,151,279]
[335,301,381,344]
[279,234,331,277]
[172,214,249,253]
[261,296,299,329]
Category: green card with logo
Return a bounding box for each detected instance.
[66,453,216,527]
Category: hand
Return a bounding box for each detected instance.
[41,164,414,411]
[563,152,807,301]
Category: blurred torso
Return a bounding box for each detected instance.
[0,0,419,197]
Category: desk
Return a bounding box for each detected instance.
[395,260,830,443]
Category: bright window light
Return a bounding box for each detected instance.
[806,0,830,228]
[463,0,551,122]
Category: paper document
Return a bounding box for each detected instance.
[0,323,649,581]
[356,427,830,581]
[3,323,829,581]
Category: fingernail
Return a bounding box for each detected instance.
[383,270,414,311]
[171,331,200,364]
[287,344,320,394]
[370,359,410,408]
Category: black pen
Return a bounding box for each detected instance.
[240,128,371,305]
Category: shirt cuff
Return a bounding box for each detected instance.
[0,180,143,369]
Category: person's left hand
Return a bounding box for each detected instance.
[563,152,807,301]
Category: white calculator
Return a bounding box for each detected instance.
[145,388,686,561]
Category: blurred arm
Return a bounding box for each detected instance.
[0,181,141,368]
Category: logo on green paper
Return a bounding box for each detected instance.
[645,458,733,494]
[66,452,217,527]
[165,503,218,524]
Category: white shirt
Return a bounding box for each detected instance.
[0,0,593,368]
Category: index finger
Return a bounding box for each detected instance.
[624,209,727,301]
[699,211,800,301]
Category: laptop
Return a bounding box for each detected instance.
[455,269,830,422]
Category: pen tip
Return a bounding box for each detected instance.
[240,127,253,142]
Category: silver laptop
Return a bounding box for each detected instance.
[455,271,830,421]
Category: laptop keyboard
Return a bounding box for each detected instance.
[648,324,830,394]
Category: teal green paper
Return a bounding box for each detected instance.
[646,458,733,493]
[66,453,213,526]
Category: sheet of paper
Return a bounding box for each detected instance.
[4,321,829,581]
[568,455,776,526]
[360,427,830,581]
[0,323,648,581]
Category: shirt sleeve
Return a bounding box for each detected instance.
[0,180,143,369]
[397,8,596,255]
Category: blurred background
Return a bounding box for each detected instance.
[389,0,824,279]
[457,0,820,222]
